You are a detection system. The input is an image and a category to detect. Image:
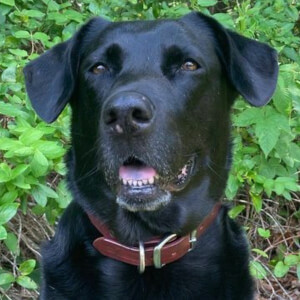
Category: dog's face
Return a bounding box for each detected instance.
[24,12,278,239]
[78,19,233,213]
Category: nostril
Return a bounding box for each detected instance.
[132,107,152,123]
[105,109,118,125]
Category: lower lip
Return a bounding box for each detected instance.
[116,184,171,212]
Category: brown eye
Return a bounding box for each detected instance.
[181,60,199,71]
[91,63,108,75]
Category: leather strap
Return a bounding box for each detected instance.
[88,203,222,270]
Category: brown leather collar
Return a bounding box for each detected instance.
[88,203,222,273]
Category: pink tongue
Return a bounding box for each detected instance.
[119,166,157,180]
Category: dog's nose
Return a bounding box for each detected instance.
[103,92,154,135]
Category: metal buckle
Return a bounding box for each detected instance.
[189,230,197,251]
[138,241,145,274]
[153,233,177,269]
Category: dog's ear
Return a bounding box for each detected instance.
[182,12,278,106]
[24,17,109,123]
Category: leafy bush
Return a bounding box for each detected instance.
[0,0,299,298]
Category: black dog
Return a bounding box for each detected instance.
[24,12,278,299]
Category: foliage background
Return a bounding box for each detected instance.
[0,0,299,299]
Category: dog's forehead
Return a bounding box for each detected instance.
[104,20,191,42]
[87,19,213,56]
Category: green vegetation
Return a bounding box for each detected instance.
[0,0,299,298]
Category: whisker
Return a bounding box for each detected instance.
[74,166,100,183]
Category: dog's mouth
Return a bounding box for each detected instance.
[116,156,196,212]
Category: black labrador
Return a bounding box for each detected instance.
[24,12,278,300]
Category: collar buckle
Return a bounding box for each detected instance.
[138,241,145,274]
[189,229,197,251]
[153,233,177,269]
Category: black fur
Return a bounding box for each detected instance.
[24,12,278,300]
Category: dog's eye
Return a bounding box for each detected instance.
[181,60,199,71]
[91,63,109,75]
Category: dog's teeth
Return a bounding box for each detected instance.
[123,178,156,187]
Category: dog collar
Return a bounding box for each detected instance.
[88,203,222,273]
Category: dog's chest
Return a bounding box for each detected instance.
[94,255,221,300]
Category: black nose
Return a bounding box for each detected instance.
[102,92,154,135]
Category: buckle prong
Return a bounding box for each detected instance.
[153,233,177,269]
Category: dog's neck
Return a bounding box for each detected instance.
[87,202,222,273]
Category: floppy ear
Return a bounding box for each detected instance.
[23,17,109,123]
[182,12,278,106]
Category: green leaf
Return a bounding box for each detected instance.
[0,163,11,183]
[255,107,290,157]
[56,180,72,208]
[0,102,24,117]
[11,175,31,189]
[284,255,299,266]
[64,9,83,22]
[0,203,19,225]
[21,9,45,18]
[0,0,15,6]
[251,193,262,212]
[274,261,289,278]
[48,12,68,25]
[255,120,280,157]
[31,150,49,177]
[19,259,36,275]
[263,179,274,197]
[31,186,47,207]
[8,49,28,57]
[275,177,299,192]
[4,232,18,254]
[34,141,66,159]
[297,264,300,280]
[213,13,235,29]
[257,228,271,239]
[0,225,7,240]
[0,190,18,204]
[0,137,21,151]
[6,146,34,157]
[41,0,60,11]
[19,129,44,145]
[197,0,217,7]
[228,205,245,219]
[13,30,31,39]
[272,74,291,114]
[274,182,285,195]
[252,248,268,258]
[1,66,16,82]
[250,260,267,279]
[225,174,240,200]
[11,165,29,180]
[16,275,37,290]
[233,107,263,127]
[0,273,15,286]
[38,184,58,199]
[33,32,49,43]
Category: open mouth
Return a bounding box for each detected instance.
[116,156,196,212]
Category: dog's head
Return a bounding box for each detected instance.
[24,12,278,238]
